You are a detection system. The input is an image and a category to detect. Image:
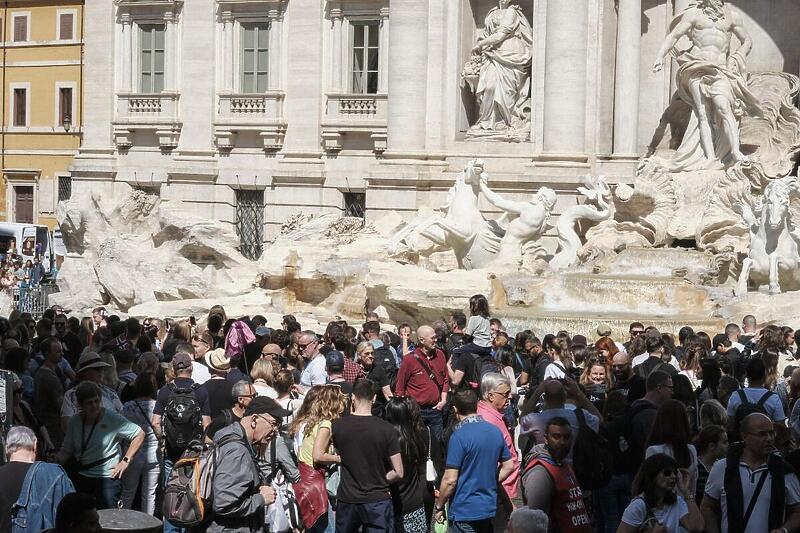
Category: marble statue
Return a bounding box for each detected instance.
[388,160,494,269]
[551,175,613,271]
[462,0,532,142]
[652,0,760,171]
[479,174,556,266]
[735,176,800,295]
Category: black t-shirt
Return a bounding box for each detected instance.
[58,332,84,368]
[365,364,389,390]
[636,356,677,378]
[612,374,646,404]
[0,461,32,532]
[331,415,401,504]
[206,409,242,440]
[202,378,234,418]
[391,428,430,514]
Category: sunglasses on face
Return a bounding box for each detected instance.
[631,330,644,336]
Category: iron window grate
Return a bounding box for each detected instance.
[236,189,264,260]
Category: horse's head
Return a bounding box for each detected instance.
[463,159,485,185]
[764,178,792,230]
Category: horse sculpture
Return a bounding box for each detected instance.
[735,176,800,295]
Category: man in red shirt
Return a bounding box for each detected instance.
[396,325,449,447]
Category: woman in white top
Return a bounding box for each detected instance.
[543,337,575,380]
[645,399,699,497]
[120,373,160,514]
[462,294,492,354]
[618,453,703,532]
[274,367,304,433]
[679,343,705,390]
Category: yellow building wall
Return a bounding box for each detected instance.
[0,1,83,227]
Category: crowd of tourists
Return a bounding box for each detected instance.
[1,296,800,533]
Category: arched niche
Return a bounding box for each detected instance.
[456,0,534,138]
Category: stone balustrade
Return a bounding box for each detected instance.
[321,93,388,154]
[214,91,287,151]
[113,92,182,150]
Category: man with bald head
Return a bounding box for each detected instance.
[703,412,800,533]
[611,351,646,403]
[396,325,450,453]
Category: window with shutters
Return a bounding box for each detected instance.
[139,24,165,93]
[58,87,73,127]
[240,22,269,93]
[57,11,76,41]
[351,21,379,94]
[12,88,27,127]
[12,13,28,42]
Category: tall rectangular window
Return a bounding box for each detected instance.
[58,176,72,202]
[13,88,26,127]
[240,22,269,93]
[351,21,379,94]
[139,24,165,93]
[235,190,264,260]
[13,15,28,42]
[58,87,73,127]
[59,13,74,40]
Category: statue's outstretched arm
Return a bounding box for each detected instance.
[480,181,523,215]
[653,15,693,71]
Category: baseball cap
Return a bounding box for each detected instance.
[325,350,345,371]
[172,352,193,371]
[244,396,292,419]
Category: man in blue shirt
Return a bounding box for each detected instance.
[435,389,516,533]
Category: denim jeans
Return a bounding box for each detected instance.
[448,518,493,533]
[420,408,443,443]
[596,472,632,533]
[75,474,121,510]
[162,456,186,533]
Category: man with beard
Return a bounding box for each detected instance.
[610,352,646,403]
[653,0,758,170]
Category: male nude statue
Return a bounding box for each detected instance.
[479,173,556,263]
[653,0,760,170]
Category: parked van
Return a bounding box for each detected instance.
[0,223,56,272]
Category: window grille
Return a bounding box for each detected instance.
[57,176,72,202]
[236,189,264,260]
[344,192,366,219]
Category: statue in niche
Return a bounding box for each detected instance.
[652,0,761,171]
[462,0,532,142]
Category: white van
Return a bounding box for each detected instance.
[0,223,56,272]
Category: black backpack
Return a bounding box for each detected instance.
[733,389,774,426]
[606,401,658,476]
[572,409,614,490]
[163,383,202,451]
[468,354,505,389]
[374,345,398,390]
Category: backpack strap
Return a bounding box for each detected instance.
[737,389,748,406]
[757,390,774,407]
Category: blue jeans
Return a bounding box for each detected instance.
[162,456,186,533]
[336,500,394,533]
[596,472,632,533]
[420,407,443,443]
[75,475,120,510]
[448,519,493,533]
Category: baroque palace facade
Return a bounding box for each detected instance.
[0,0,82,227]
[68,0,800,257]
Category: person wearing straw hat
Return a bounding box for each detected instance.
[60,352,123,434]
[203,348,237,418]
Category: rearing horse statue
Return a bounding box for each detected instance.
[735,176,800,295]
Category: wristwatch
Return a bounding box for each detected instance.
[121,456,130,463]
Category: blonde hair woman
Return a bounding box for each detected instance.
[289,385,346,532]
[251,358,278,398]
